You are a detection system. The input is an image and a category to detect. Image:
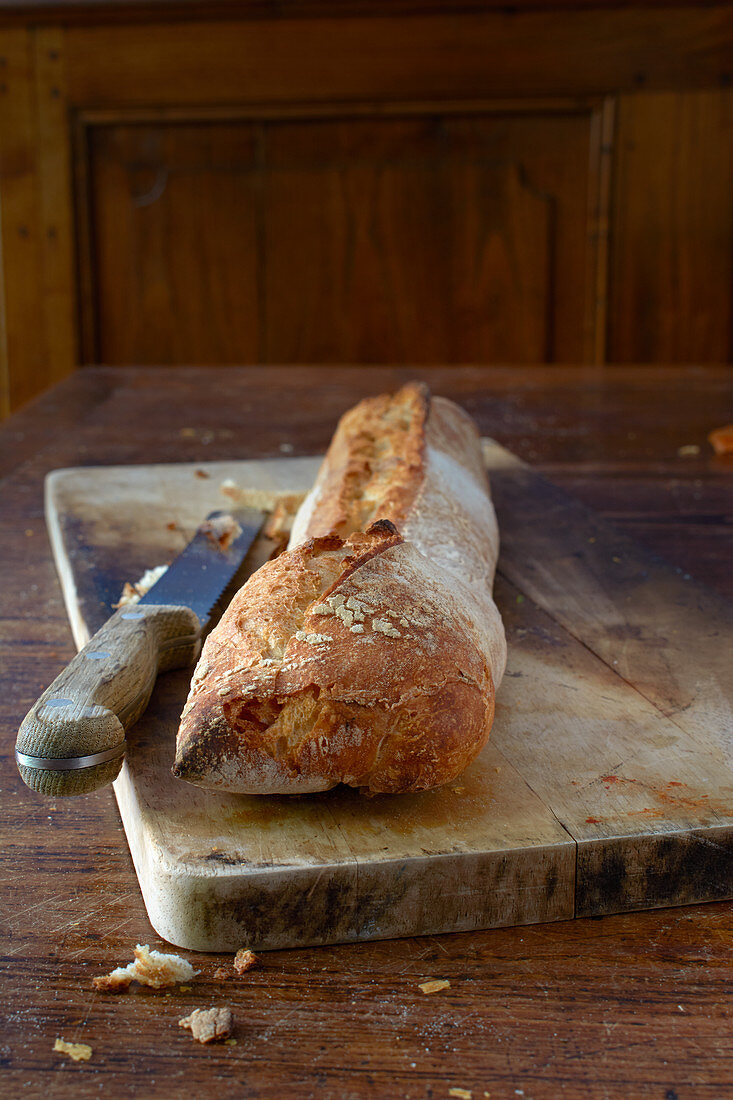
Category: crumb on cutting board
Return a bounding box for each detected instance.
[219,480,304,540]
[93,944,198,992]
[179,1006,233,1044]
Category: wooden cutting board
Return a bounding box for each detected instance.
[45,443,733,951]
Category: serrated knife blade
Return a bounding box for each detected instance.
[138,508,268,624]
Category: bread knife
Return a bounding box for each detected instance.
[15,508,267,798]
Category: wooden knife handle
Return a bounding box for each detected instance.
[15,604,201,797]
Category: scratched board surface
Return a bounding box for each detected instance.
[45,443,733,951]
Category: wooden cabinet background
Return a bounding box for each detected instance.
[0,3,732,414]
[85,108,606,366]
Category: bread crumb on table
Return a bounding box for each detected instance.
[179,1006,233,1044]
[418,979,451,994]
[213,967,229,980]
[233,948,260,975]
[93,944,198,991]
[53,1038,92,1062]
[92,967,134,993]
[448,1090,472,1100]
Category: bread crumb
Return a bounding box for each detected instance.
[350,624,365,633]
[114,564,168,608]
[709,424,733,455]
[126,944,198,988]
[220,478,239,498]
[179,985,192,992]
[449,1090,472,1099]
[213,968,229,980]
[179,1006,233,1043]
[224,1038,238,1046]
[419,979,450,994]
[311,602,335,616]
[92,967,133,993]
[53,1038,92,1062]
[200,514,242,553]
[233,948,260,975]
[195,468,211,478]
[94,944,198,991]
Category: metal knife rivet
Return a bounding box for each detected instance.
[85,651,111,659]
[121,610,145,620]
[46,697,73,708]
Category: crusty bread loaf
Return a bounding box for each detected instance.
[173,383,506,794]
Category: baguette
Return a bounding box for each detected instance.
[173,383,506,794]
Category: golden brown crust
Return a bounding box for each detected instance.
[287,382,430,546]
[315,382,428,536]
[174,384,506,795]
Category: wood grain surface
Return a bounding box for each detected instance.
[85,110,600,366]
[609,90,733,363]
[4,6,733,414]
[1,365,732,1098]
[1,0,726,24]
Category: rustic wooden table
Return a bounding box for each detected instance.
[1,365,731,1099]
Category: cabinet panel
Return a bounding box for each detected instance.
[609,90,733,363]
[89,125,261,364]
[85,109,600,365]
